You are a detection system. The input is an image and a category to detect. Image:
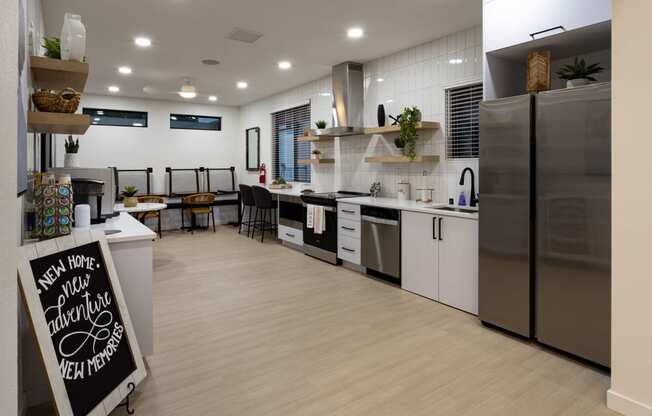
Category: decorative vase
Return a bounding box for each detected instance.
[64,153,79,168]
[61,13,86,62]
[377,104,386,127]
[123,197,138,208]
[566,78,590,88]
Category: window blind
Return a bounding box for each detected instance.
[445,83,483,159]
[271,104,311,183]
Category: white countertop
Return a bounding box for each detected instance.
[73,212,157,244]
[337,197,479,220]
[114,202,167,213]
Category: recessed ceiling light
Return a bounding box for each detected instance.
[134,37,152,47]
[108,85,120,93]
[118,66,132,75]
[347,27,364,39]
[178,79,197,99]
[208,95,218,102]
[237,81,248,89]
[377,77,384,83]
[278,61,292,70]
[448,58,463,65]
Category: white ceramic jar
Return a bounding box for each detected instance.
[61,13,86,61]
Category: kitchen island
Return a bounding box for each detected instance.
[74,212,156,356]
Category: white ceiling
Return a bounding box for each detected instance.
[42,0,481,107]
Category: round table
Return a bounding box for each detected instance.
[114,202,167,213]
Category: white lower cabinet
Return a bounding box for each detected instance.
[401,211,478,314]
[337,202,362,265]
[401,211,438,300]
[278,224,303,246]
[438,216,478,315]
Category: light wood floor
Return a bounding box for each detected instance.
[119,227,616,416]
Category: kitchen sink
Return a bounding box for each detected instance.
[429,206,478,214]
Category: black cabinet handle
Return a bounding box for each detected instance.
[341,247,356,253]
[432,217,437,240]
[438,217,443,241]
[285,233,295,238]
[341,226,356,231]
[530,25,565,39]
[342,209,355,214]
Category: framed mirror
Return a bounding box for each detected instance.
[246,127,260,171]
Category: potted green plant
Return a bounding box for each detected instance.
[315,120,327,129]
[64,136,79,168]
[122,186,139,208]
[556,57,604,88]
[311,149,322,160]
[42,36,61,59]
[396,107,421,160]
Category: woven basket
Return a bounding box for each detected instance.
[32,88,81,113]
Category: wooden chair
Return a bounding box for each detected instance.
[182,193,216,233]
[137,195,164,238]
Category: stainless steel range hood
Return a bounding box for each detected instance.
[312,62,364,137]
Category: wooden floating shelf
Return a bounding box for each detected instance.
[364,155,440,163]
[363,121,440,135]
[30,56,89,92]
[298,158,335,166]
[296,135,334,142]
[28,112,91,135]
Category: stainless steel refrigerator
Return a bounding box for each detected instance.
[478,82,611,367]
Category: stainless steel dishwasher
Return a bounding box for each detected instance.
[361,205,401,281]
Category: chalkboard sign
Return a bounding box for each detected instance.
[19,230,146,416]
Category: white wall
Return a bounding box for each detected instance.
[55,94,241,195]
[0,0,19,414]
[239,26,483,202]
[608,1,652,415]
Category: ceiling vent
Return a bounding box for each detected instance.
[226,28,263,44]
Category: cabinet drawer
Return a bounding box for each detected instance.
[338,218,361,239]
[278,224,303,246]
[338,235,361,265]
[338,203,360,220]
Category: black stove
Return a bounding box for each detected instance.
[301,191,369,207]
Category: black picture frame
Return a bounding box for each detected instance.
[246,127,260,171]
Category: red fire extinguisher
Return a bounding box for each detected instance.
[259,163,267,185]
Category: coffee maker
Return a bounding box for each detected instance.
[49,167,118,223]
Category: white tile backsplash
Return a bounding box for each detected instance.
[239,25,482,203]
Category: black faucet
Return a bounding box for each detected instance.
[459,167,478,207]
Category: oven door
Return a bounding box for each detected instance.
[303,205,338,259]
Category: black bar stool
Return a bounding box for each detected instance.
[238,184,257,237]
[250,186,277,243]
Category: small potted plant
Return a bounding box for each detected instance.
[42,36,61,59]
[64,136,79,167]
[311,149,322,160]
[556,57,604,88]
[396,107,421,160]
[122,186,139,208]
[315,120,327,129]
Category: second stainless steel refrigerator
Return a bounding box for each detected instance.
[479,82,611,367]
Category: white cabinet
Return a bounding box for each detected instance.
[401,211,438,300]
[438,216,478,315]
[278,224,303,246]
[401,211,478,314]
[484,0,611,53]
[337,202,362,265]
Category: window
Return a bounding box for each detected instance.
[271,104,311,183]
[170,114,221,131]
[83,108,148,127]
[445,83,482,159]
